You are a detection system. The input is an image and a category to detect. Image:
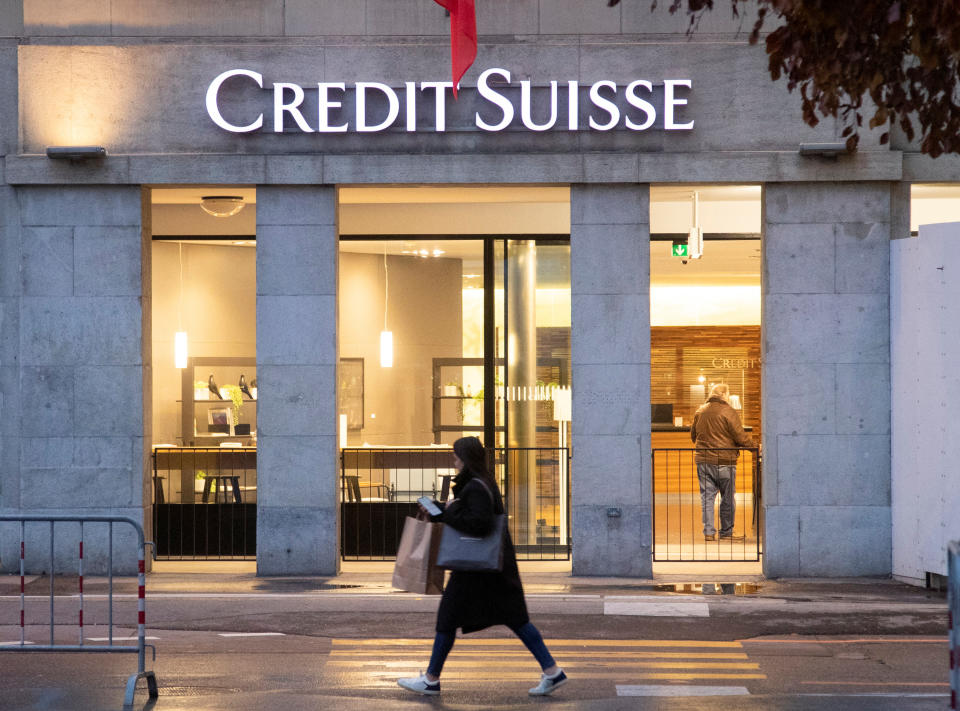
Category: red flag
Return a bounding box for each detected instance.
[433,0,477,98]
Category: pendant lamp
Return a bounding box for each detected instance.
[380,246,393,367]
[174,241,188,368]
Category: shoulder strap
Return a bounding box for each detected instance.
[468,477,495,504]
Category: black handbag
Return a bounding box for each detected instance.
[436,478,506,572]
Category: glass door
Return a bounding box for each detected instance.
[500,239,571,555]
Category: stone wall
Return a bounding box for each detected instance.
[762,183,892,577]
[18,1,760,38]
[255,186,339,575]
[571,183,652,577]
[0,185,148,574]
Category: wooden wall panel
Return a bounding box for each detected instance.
[651,326,761,439]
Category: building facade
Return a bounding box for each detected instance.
[0,2,953,581]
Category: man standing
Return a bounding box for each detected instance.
[690,383,754,541]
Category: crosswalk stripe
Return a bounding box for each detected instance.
[331,638,766,685]
[373,670,766,680]
[333,638,743,648]
[618,684,750,696]
[332,660,760,670]
[604,601,710,617]
[331,650,749,659]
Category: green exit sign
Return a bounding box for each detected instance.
[672,242,688,257]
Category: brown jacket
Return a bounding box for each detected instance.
[690,397,754,465]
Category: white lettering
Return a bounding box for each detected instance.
[317,82,348,133]
[204,68,696,135]
[405,81,417,132]
[476,67,514,131]
[624,80,656,131]
[205,69,263,133]
[567,80,579,130]
[588,81,620,131]
[356,82,400,132]
[664,79,694,130]
[420,82,454,132]
[520,80,558,131]
[273,82,313,133]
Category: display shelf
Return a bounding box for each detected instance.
[180,356,257,446]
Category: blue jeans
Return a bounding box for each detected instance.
[696,462,736,536]
[427,622,555,677]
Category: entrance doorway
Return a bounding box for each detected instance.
[337,187,571,560]
[649,185,763,564]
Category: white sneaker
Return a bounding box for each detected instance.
[397,671,441,696]
[529,669,567,696]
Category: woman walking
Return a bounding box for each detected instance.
[397,436,568,697]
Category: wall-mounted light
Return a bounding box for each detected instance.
[798,142,849,158]
[45,146,107,160]
[200,195,245,218]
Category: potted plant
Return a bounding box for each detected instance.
[219,384,244,433]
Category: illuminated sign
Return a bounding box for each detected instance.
[205,67,695,134]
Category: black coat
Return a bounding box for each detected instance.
[433,470,529,634]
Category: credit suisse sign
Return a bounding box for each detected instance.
[206,67,694,134]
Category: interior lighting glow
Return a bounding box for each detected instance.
[174,331,188,369]
[380,330,394,368]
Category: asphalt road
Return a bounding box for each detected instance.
[0,579,951,711]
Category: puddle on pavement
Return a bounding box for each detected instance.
[654,582,762,596]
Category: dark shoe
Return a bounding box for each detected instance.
[208,374,224,400]
[398,672,440,696]
[704,534,716,541]
[719,534,745,541]
[529,669,567,696]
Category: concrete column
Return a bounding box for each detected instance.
[570,184,652,577]
[0,186,22,526]
[1,185,146,574]
[762,182,891,577]
[255,186,339,575]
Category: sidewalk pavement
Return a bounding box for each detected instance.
[1,558,947,611]
[0,559,948,641]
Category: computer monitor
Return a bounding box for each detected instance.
[651,403,674,424]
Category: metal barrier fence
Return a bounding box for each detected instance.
[340,446,570,560]
[152,446,257,559]
[0,515,158,707]
[950,540,959,709]
[651,447,761,562]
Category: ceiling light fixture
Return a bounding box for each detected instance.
[200,195,245,218]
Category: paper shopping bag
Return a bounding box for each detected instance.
[392,515,444,595]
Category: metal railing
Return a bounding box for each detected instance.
[340,446,570,561]
[0,515,158,707]
[949,540,959,709]
[152,446,257,559]
[651,447,761,562]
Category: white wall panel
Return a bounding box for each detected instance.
[891,222,960,582]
